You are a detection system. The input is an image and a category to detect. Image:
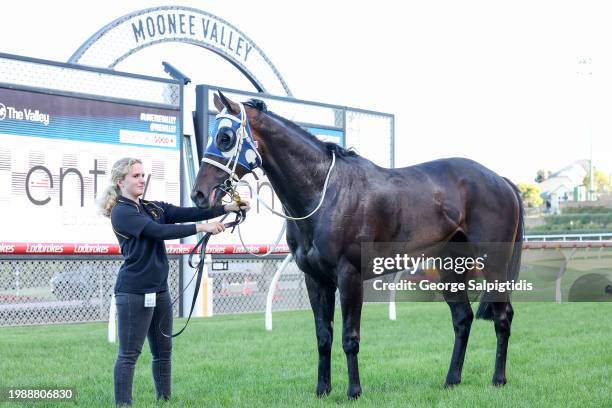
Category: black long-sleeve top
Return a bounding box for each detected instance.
[110,195,225,293]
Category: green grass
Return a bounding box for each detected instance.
[1,303,610,407]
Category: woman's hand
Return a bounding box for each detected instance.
[224,200,251,213]
[196,222,225,235]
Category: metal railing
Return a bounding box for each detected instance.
[3,241,611,329]
[0,255,181,327]
[0,243,304,327]
[525,232,612,241]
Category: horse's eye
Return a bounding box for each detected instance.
[216,128,236,152]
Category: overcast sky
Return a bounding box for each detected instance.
[1,0,611,184]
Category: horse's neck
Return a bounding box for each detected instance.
[257,123,331,217]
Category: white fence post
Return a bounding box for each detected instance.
[265,254,293,331]
[199,254,214,317]
[388,268,413,321]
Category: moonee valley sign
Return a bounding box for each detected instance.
[132,14,255,63]
[69,5,291,96]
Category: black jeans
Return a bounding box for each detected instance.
[114,291,173,406]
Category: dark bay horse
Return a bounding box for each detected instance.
[191,92,524,399]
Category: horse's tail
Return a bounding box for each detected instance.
[476,177,524,320]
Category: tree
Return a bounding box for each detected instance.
[517,183,544,208]
[583,169,611,193]
[535,169,551,183]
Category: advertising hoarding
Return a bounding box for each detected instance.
[0,86,181,243]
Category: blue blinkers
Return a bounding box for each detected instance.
[204,106,262,175]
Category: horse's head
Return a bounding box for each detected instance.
[190,91,264,209]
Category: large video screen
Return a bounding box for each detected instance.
[0,87,181,243]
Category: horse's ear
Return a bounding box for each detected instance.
[213,93,225,112]
[214,90,239,114]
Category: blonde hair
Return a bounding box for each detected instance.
[98,157,142,218]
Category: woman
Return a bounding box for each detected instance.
[99,157,249,406]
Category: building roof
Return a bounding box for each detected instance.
[538,159,588,198]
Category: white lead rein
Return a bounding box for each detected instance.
[234,151,336,221]
[232,151,335,257]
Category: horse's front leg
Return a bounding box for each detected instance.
[337,262,363,399]
[304,274,336,397]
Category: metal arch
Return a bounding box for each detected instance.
[107,38,268,94]
[68,5,292,97]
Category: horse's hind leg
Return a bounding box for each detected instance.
[441,233,474,387]
[443,295,474,387]
[337,262,363,399]
[480,244,515,386]
[304,274,336,397]
[491,301,514,386]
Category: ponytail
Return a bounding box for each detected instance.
[97,157,142,218]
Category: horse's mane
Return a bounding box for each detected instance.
[244,98,358,158]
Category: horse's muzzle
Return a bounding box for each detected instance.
[190,188,210,209]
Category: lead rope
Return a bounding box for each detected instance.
[159,210,246,338]
[232,151,335,257]
[236,151,336,221]
[237,221,286,258]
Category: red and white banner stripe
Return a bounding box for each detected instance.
[0,242,291,255]
[0,241,610,256]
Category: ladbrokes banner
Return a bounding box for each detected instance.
[0,87,181,243]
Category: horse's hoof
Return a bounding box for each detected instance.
[492,376,507,387]
[444,373,461,388]
[315,383,331,397]
[347,385,362,400]
[444,379,461,388]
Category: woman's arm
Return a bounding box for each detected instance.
[141,221,225,240]
[141,222,197,240]
[163,204,226,224]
